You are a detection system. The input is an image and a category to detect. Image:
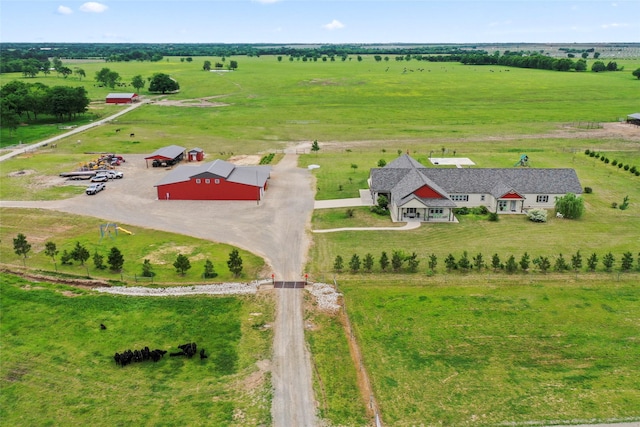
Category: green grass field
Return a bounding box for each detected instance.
[2,56,640,149]
[0,209,266,283]
[2,54,640,426]
[0,273,274,426]
[337,276,640,426]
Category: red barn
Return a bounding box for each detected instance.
[106,93,139,104]
[154,159,271,201]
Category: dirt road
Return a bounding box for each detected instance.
[0,151,319,426]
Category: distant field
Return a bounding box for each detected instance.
[338,276,640,426]
[2,56,640,148]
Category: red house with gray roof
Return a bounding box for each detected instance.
[154,159,271,201]
[369,154,583,222]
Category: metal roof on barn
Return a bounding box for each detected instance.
[145,145,186,161]
[155,159,271,187]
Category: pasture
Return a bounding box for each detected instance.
[337,276,640,426]
[1,54,640,426]
[0,273,275,426]
[2,55,640,150]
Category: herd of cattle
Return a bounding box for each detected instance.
[113,342,206,367]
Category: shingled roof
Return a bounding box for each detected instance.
[370,154,582,204]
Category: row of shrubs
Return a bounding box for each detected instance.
[585,149,639,176]
[333,250,640,274]
[259,153,275,165]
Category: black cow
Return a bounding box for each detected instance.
[100,323,107,330]
[200,349,207,360]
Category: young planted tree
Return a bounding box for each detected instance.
[174,254,191,276]
[519,252,530,272]
[203,259,217,279]
[311,140,320,156]
[406,252,420,273]
[379,251,389,271]
[227,249,243,277]
[571,250,583,271]
[391,251,404,272]
[457,251,471,272]
[428,253,438,272]
[107,247,124,272]
[620,252,634,272]
[142,259,155,277]
[350,163,358,173]
[44,241,58,264]
[93,251,106,270]
[505,255,518,274]
[491,253,501,271]
[71,242,90,265]
[554,253,569,272]
[363,253,374,272]
[444,254,457,272]
[333,255,344,272]
[472,253,484,271]
[13,233,31,266]
[349,254,361,273]
[587,253,599,272]
[60,250,73,265]
[602,252,615,272]
[533,256,551,273]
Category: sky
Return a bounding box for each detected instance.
[1,0,638,44]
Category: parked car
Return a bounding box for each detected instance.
[91,174,109,182]
[96,170,124,179]
[86,182,106,195]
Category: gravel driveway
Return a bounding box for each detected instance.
[1,150,319,426]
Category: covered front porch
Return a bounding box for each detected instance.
[393,198,457,223]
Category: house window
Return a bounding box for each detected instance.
[214,179,220,184]
[450,194,469,202]
[429,208,444,216]
[481,195,485,201]
[205,179,210,184]
[195,179,201,184]
[405,208,417,218]
[537,195,549,203]
[498,200,507,211]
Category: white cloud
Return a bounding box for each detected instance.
[79,2,109,13]
[323,19,345,31]
[601,22,629,29]
[57,5,73,15]
[252,0,281,3]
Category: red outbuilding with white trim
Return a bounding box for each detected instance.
[154,159,271,201]
[106,93,139,104]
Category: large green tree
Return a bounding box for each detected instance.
[95,67,121,88]
[131,75,145,93]
[148,73,179,94]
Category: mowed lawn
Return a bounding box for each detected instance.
[0,273,274,426]
[339,277,640,426]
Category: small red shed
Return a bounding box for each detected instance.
[188,148,205,162]
[106,93,139,104]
